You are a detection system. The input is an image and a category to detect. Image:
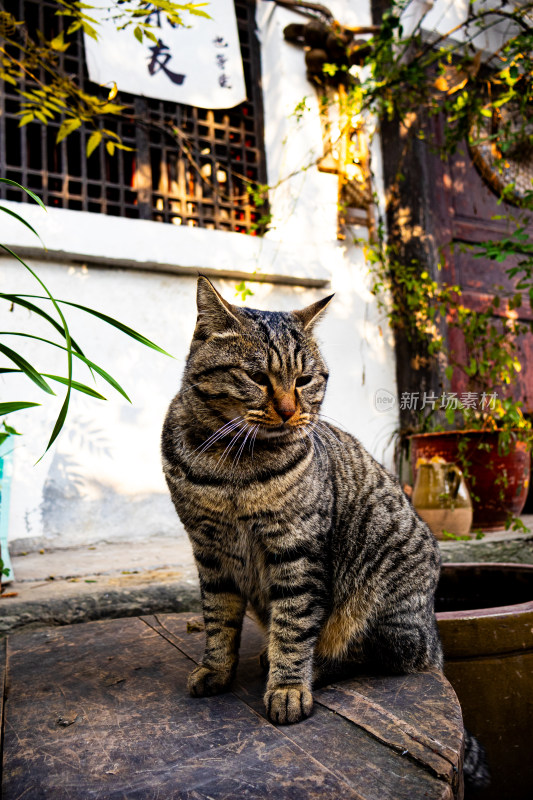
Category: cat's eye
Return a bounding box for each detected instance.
[295,375,313,387]
[247,371,271,387]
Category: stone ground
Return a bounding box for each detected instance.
[1,518,532,637]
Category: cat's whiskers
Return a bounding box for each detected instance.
[313,420,343,446]
[193,416,243,455]
[179,381,204,397]
[301,427,313,458]
[299,419,327,466]
[216,423,249,469]
[249,424,260,461]
[232,424,255,469]
[319,414,349,433]
[309,426,329,463]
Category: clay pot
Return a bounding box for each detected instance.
[412,461,473,539]
[410,430,530,530]
[436,563,533,800]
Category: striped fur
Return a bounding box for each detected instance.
[162,277,443,724]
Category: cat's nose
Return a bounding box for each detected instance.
[276,394,297,422]
[279,407,296,422]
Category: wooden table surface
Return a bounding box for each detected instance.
[1,613,464,799]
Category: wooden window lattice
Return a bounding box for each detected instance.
[0,0,267,235]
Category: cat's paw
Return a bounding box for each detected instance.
[264,684,313,724]
[187,664,233,697]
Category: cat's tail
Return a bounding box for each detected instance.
[463,728,490,790]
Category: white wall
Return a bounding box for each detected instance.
[0,0,398,551]
[404,0,522,51]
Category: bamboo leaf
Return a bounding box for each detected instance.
[0,332,130,402]
[61,301,173,356]
[0,294,85,357]
[0,401,41,415]
[0,368,107,400]
[0,178,46,209]
[0,238,75,457]
[0,343,55,394]
[0,205,44,244]
[17,295,173,356]
[42,374,107,399]
[44,394,70,454]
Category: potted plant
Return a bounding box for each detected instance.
[367,242,532,532]
[408,290,532,531]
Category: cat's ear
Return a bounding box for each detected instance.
[194,275,241,339]
[293,294,334,331]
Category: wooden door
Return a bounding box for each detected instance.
[425,120,533,413]
[379,113,533,424]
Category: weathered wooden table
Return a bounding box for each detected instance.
[1,613,464,799]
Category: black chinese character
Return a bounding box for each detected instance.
[148,40,185,85]
[145,4,177,29]
[218,73,232,89]
[213,35,228,48]
[145,6,163,28]
[216,53,228,69]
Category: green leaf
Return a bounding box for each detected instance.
[0,368,107,400]
[45,394,70,455]
[0,238,74,457]
[86,130,102,157]
[18,296,173,357]
[0,332,130,402]
[2,423,21,436]
[133,25,143,43]
[18,114,34,127]
[63,301,173,355]
[0,343,55,394]
[0,402,40,415]
[0,178,46,209]
[0,205,45,245]
[106,141,116,156]
[0,294,85,357]
[42,374,107,400]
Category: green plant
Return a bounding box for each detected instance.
[0,1,210,155]
[0,178,171,457]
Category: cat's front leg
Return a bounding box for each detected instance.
[264,577,326,725]
[188,573,246,698]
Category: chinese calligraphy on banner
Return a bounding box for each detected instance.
[84,0,247,109]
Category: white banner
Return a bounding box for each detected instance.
[84,0,247,109]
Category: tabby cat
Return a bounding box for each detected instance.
[162,277,487,785]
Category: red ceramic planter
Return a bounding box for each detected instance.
[436,563,533,800]
[410,430,530,530]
